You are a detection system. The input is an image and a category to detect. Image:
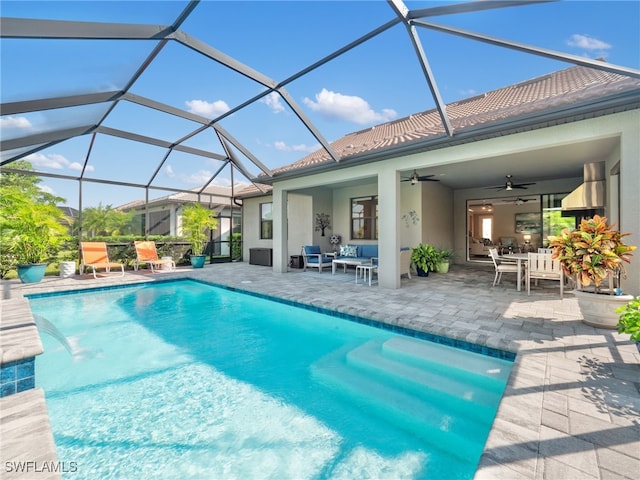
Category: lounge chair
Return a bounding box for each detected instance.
[80,242,125,279]
[301,245,333,273]
[134,241,176,273]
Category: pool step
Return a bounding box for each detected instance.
[310,346,489,462]
[382,336,512,392]
[345,340,502,423]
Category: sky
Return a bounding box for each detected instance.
[1,0,639,209]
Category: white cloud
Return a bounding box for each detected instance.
[185,99,230,118]
[261,92,285,113]
[24,153,93,172]
[25,153,68,170]
[274,141,317,153]
[209,177,231,187]
[38,184,55,195]
[567,34,611,57]
[185,170,213,184]
[165,165,217,184]
[0,116,32,128]
[68,162,83,171]
[303,88,397,125]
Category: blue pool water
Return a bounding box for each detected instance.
[29,279,513,480]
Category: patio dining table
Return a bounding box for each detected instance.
[499,252,529,291]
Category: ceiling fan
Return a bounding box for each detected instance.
[487,175,535,191]
[401,170,440,185]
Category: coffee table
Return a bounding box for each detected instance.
[332,258,371,275]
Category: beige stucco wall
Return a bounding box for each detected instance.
[287,193,313,258]
[241,195,273,261]
[421,181,454,250]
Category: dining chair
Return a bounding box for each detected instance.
[488,248,521,287]
[527,252,563,298]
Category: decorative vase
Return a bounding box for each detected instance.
[17,263,47,283]
[59,261,76,278]
[573,290,635,329]
[190,255,206,268]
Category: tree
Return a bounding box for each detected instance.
[81,203,134,237]
[0,160,64,206]
[0,163,69,277]
[0,187,70,264]
[181,203,218,255]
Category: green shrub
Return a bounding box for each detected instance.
[616,296,640,342]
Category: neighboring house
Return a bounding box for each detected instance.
[57,206,79,231]
[119,185,242,258]
[238,64,640,293]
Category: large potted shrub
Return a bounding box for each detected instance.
[0,189,70,283]
[549,215,636,329]
[181,203,218,268]
[411,243,438,277]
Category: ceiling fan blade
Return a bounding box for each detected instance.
[514,182,536,187]
[417,175,439,182]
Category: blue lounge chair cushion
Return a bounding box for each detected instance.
[358,245,378,259]
[304,245,322,255]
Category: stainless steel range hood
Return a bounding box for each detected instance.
[561,162,605,211]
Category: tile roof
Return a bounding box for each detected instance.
[267,64,640,177]
[118,185,233,210]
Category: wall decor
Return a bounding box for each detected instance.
[515,212,541,234]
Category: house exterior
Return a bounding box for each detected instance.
[239,64,640,293]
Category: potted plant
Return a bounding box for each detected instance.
[616,296,640,352]
[0,191,70,283]
[548,215,636,329]
[181,203,218,268]
[411,243,438,277]
[434,248,454,273]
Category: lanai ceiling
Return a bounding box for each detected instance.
[1,0,639,206]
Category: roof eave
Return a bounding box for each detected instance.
[253,89,640,186]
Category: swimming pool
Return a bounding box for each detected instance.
[29,279,513,479]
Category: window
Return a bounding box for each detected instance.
[351,196,378,240]
[482,217,492,241]
[541,193,576,247]
[149,210,170,236]
[260,202,273,239]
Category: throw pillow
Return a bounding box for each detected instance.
[343,245,358,257]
